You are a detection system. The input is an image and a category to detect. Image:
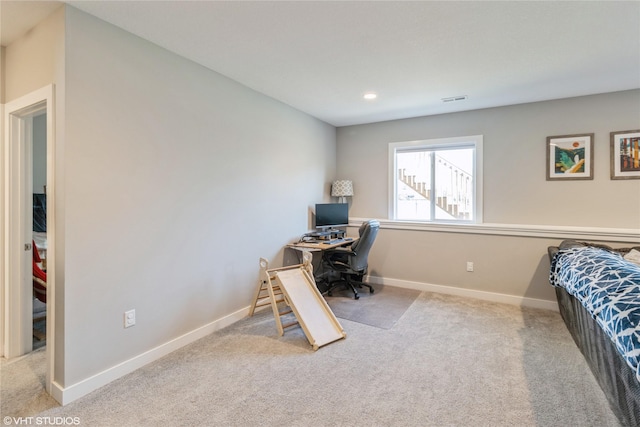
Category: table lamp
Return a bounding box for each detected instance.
[331,180,354,203]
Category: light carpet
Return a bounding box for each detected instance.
[0,347,58,418]
[1,291,623,426]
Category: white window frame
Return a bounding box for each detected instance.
[388,135,483,223]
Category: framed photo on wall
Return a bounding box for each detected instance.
[610,129,640,180]
[546,133,594,181]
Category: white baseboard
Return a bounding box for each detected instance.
[51,306,249,405]
[367,275,559,312]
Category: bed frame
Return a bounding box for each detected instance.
[550,246,640,426]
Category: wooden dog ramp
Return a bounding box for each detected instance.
[250,253,345,350]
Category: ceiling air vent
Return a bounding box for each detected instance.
[441,95,468,103]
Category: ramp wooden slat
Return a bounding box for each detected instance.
[249,266,284,316]
[249,258,297,336]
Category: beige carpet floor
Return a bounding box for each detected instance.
[1,290,623,426]
[0,347,58,418]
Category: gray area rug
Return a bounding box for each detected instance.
[324,284,420,329]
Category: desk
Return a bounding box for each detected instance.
[285,238,358,292]
[288,237,357,251]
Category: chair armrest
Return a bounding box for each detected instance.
[325,247,355,255]
[323,248,355,272]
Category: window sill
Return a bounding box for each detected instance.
[349,217,640,244]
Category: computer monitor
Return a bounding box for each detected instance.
[315,203,349,229]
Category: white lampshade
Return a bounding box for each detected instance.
[331,180,354,197]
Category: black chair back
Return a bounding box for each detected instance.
[349,220,380,272]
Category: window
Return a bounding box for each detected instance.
[389,135,483,223]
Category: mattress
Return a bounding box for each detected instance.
[550,245,640,383]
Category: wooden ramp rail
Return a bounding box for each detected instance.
[249,258,298,334]
[249,252,346,350]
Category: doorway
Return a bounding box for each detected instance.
[32,112,47,350]
[2,85,55,395]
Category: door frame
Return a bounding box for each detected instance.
[2,85,55,393]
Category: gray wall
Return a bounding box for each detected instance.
[336,90,640,304]
[32,113,47,193]
[2,5,64,103]
[338,90,640,228]
[5,6,335,392]
[60,7,335,386]
[1,46,5,102]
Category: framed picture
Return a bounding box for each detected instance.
[610,129,640,180]
[546,133,594,180]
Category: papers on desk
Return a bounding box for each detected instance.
[289,237,355,251]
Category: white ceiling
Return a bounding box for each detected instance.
[3,1,639,127]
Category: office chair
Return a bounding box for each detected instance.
[323,219,380,300]
[32,240,47,341]
[33,240,47,304]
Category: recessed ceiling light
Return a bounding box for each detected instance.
[363,92,378,100]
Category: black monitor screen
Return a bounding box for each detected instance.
[315,203,349,228]
[33,193,46,232]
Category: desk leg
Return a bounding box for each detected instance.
[284,247,328,292]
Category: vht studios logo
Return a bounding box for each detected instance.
[3,417,80,426]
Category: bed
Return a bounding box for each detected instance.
[548,240,640,426]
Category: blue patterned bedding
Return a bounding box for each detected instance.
[550,246,640,382]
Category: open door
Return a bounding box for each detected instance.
[2,85,55,395]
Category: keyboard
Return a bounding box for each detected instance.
[323,238,347,245]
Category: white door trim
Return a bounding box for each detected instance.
[2,85,55,395]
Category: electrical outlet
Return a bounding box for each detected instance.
[124,309,136,328]
[466,262,474,272]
